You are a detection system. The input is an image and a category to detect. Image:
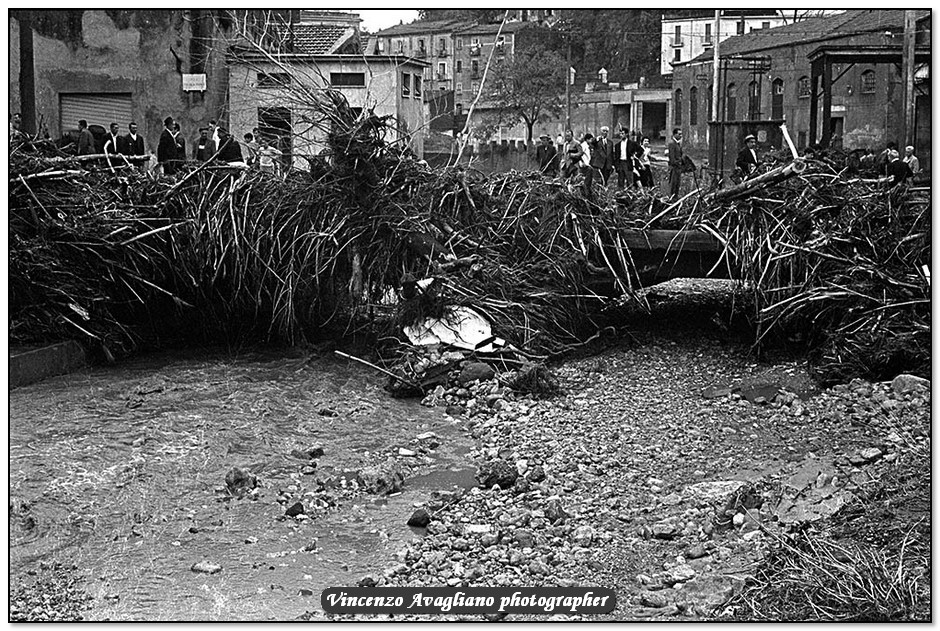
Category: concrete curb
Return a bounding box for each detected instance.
[10,341,87,389]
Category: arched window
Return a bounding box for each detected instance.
[706,85,713,121]
[798,76,810,98]
[748,80,760,120]
[861,70,876,93]
[726,83,737,121]
[674,89,682,125]
[689,86,698,126]
[771,78,784,119]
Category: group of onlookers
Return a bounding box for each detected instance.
[536,125,655,196]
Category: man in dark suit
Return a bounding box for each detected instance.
[122,121,145,160]
[666,127,684,199]
[157,116,178,175]
[77,119,95,156]
[735,134,759,178]
[535,134,557,176]
[590,125,615,185]
[216,128,244,163]
[613,129,640,189]
[103,122,122,168]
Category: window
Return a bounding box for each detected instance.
[762,21,771,29]
[456,60,462,73]
[455,103,463,115]
[438,62,446,76]
[748,80,760,120]
[771,78,784,119]
[471,60,479,75]
[456,82,463,94]
[736,20,745,35]
[402,73,411,97]
[674,89,682,125]
[414,75,422,97]
[861,70,876,93]
[675,25,681,39]
[418,39,426,53]
[471,37,480,46]
[674,48,681,62]
[330,72,365,87]
[704,23,712,43]
[258,72,291,88]
[456,38,462,50]
[439,38,446,52]
[689,86,698,125]
[397,40,404,53]
[471,81,480,95]
[726,83,737,120]
[798,76,811,98]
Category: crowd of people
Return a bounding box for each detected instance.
[536,125,657,198]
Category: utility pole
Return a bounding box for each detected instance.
[902,10,916,148]
[711,11,721,178]
[565,37,572,131]
[17,10,36,135]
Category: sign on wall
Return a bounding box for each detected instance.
[182,74,207,92]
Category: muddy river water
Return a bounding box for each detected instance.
[9,349,477,620]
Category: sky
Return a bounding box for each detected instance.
[355,10,421,33]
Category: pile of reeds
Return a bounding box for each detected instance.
[677,158,930,383]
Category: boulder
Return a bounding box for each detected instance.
[892,374,929,394]
[544,497,569,524]
[407,508,431,528]
[285,502,305,517]
[458,362,496,385]
[476,460,518,489]
[357,459,405,495]
[224,467,258,496]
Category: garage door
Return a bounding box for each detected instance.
[60,93,133,135]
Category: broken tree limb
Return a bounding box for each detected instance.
[711,159,807,203]
[334,350,421,388]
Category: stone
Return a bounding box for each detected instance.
[451,538,471,551]
[357,575,377,587]
[892,374,929,394]
[458,362,496,385]
[513,529,535,548]
[480,534,499,547]
[702,386,733,399]
[686,544,707,560]
[224,467,258,496]
[527,465,546,483]
[528,559,552,575]
[475,461,518,489]
[572,525,594,547]
[640,592,670,608]
[652,520,678,540]
[407,509,431,528]
[285,502,305,517]
[732,513,745,528]
[464,524,492,534]
[357,459,405,495]
[686,480,745,505]
[516,460,529,475]
[666,564,696,585]
[544,497,568,524]
[398,448,417,457]
[191,561,222,574]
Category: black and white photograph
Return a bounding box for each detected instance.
[8,7,931,622]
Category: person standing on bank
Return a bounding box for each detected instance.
[613,130,639,189]
[886,149,913,186]
[636,137,654,189]
[536,134,558,176]
[561,129,583,180]
[580,132,595,195]
[103,122,122,168]
[157,116,179,175]
[77,119,95,156]
[194,128,214,162]
[903,145,920,174]
[666,127,684,199]
[591,126,614,185]
[735,134,759,178]
[216,128,244,163]
[123,122,146,163]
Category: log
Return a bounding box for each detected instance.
[712,159,807,202]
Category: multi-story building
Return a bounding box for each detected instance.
[670,9,930,170]
[660,10,788,75]
[451,21,530,114]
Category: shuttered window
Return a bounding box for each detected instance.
[60,93,133,135]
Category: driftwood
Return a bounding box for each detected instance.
[712,159,807,202]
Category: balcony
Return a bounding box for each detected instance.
[670,36,684,47]
[435,73,449,82]
[469,46,481,56]
[702,39,713,48]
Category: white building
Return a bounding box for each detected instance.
[661,11,786,75]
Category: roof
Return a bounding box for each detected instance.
[455,21,533,35]
[686,9,929,64]
[289,23,352,54]
[372,18,472,37]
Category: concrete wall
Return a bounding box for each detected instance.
[9,10,231,154]
[228,56,426,167]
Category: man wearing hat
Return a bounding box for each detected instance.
[735,134,759,178]
[536,133,558,176]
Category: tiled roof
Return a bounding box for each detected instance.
[373,18,472,37]
[290,24,349,54]
[687,9,929,63]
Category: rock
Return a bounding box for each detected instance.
[732,513,745,528]
[652,520,678,540]
[512,477,532,494]
[513,529,535,548]
[528,559,552,575]
[892,374,929,394]
[317,408,338,417]
[686,544,707,560]
[224,467,258,495]
[458,362,496,385]
[702,386,733,399]
[666,564,696,585]
[407,509,431,528]
[191,561,222,574]
[527,465,546,483]
[686,480,745,505]
[480,534,499,547]
[285,502,305,517]
[357,460,405,495]
[398,448,417,457]
[515,460,529,475]
[451,538,471,551]
[464,524,491,534]
[544,497,568,524]
[475,461,518,489]
[848,447,883,466]
[640,592,670,608]
[572,525,594,547]
[740,384,780,404]
[357,575,377,587]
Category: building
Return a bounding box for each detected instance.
[670,9,930,170]
[227,51,428,166]
[660,10,788,75]
[9,10,234,152]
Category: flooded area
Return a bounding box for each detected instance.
[9,348,476,620]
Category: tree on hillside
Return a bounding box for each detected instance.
[486,44,566,142]
[555,10,661,85]
[417,10,503,23]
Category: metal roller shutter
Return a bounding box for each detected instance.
[60,93,133,135]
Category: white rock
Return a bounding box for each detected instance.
[398,448,417,457]
[732,513,745,528]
